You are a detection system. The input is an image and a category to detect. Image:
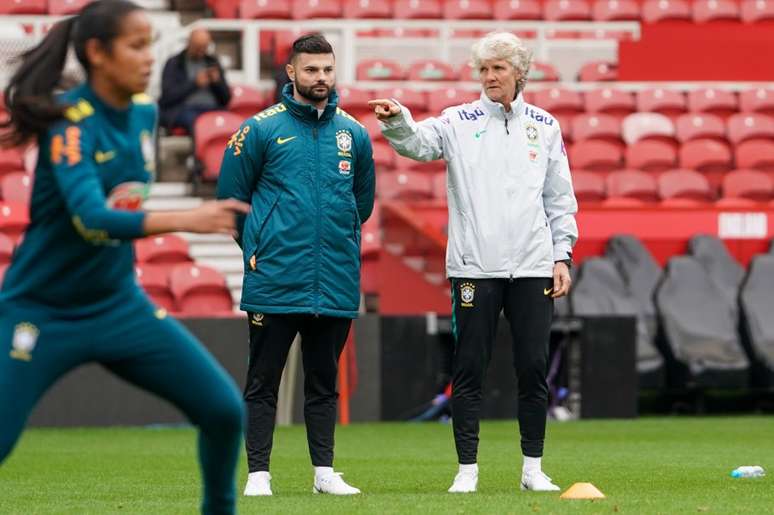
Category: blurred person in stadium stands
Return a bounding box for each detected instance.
[0,2,249,513]
[370,31,578,494]
[158,27,231,135]
[216,34,375,497]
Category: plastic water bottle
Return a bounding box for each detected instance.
[730,466,765,478]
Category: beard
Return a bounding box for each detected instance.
[295,81,332,102]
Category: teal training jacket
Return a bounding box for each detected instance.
[216,84,375,318]
[0,83,155,311]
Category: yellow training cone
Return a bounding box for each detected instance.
[560,482,606,500]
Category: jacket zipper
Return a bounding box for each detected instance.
[313,125,320,317]
[504,117,509,135]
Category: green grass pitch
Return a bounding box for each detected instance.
[1,417,771,514]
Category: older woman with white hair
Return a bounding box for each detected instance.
[369,32,578,493]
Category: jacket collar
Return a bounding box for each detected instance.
[281,83,338,123]
[479,90,524,121]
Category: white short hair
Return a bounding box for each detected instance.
[471,31,533,93]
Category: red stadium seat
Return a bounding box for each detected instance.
[428,88,479,113]
[0,172,31,205]
[687,88,738,119]
[692,0,739,22]
[621,112,676,145]
[572,170,606,202]
[0,202,29,244]
[675,113,726,142]
[606,170,659,202]
[679,139,733,173]
[135,264,175,312]
[714,197,759,208]
[727,113,774,145]
[0,0,46,14]
[601,197,646,207]
[0,232,13,265]
[658,169,714,201]
[571,114,623,145]
[407,60,457,81]
[194,111,243,182]
[741,0,774,22]
[636,88,687,120]
[570,140,624,172]
[240,0,292,18]
[357,59,405,80]
[229,85,269,120]
[337,86,373,115]
[431,171,447,199]
[372,141,396,171]
[272,29,311,65]
[641,0,691,23]
[343,0,392,17]
[135,234,192,264]
[169,264,233,316]
[377,170,434,201]
[739,88,774,116]
[531,88,583,136]
[458,62,479,82]
[0,148,25,175]
[584,88,635,119]
[544,0,591,20]
[722,169,774,202]
[593,0,640,20]
[735,139,774,172]
[375,87,427,112]
[578,61,618,82]
[493,0,542,19]
[49,0,92,15]
[292,0,341,18]
[444,0,492,18]
[360,200,381,295]
[395,153,445,172]
[529,62,561,82]
[361,116,383,141]
[393,0,443,18]
[626,139,678,173]
[207,0,238,17]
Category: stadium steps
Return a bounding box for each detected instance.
[147,182,244,311]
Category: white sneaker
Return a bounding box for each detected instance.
[313,472,361,495]
[244,471,272,496]
[520,469,560,491]
[448,471,478,493]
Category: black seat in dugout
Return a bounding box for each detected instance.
[655,256,749,389]
[688,235,745,308]
[571,257,664,388]
[605,235,664,388]
[740,255,774,388]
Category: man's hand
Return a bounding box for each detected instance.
[195,69,211,88]
[207,66,221,82]
[368,99,401,121]
[551,261,572,298]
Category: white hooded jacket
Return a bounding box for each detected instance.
[380,91,578,279]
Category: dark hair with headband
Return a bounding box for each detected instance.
[1,0,143,146]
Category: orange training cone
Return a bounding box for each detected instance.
[560,482,606,500]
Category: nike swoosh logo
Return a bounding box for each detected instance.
[474,130,486,139]
[276,136,296,145]
[544,288,553,296]
[95,150,115,163]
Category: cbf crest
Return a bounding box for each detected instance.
[336,130,353,157]
[460,282,476,308]
[10,322,39,361]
